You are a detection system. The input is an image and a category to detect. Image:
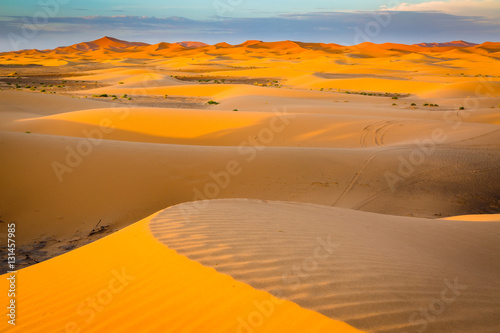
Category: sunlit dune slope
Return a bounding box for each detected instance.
[0,212,362,332]
[4,106,500,148]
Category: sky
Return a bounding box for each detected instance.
[0,0,499,51]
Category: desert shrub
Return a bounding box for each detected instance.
[392,96,398,100]
[112,97,118,100]
[99,94,108,97]
[119,82,124,84]
[459,106,465,110]
[164,94,168,98]
[40,89,46,92]
[423,103,429,106]
[207,100,219,105]
[411,103,416,106]
[392,103,397,106]
[233,109,238,111]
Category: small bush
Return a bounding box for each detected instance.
[119,82,124,84]
[392,103,397,106]
[121,94,128,98]
[99,94,108,97]
[411,103,416,106]
[392,96,398,100]
[112,97,118,100]
[233,109,238,111]
[40,89,46,92]
[207,100,219,105]
[423,103,429,106]
[127,97,132,100]
[164,94,168,98]
[459,106,465,110]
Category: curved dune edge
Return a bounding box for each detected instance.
[149,199,500,333]
[0,212,362,333]
[440,214,500,221]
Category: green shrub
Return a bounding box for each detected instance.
[233,109,238,111]
[99,94,108,97]
[423,103,429,106]
[207,100,219,105]
[459,106,465,110]
[392,96,398,100]
[119,82,124,84]
[392,103,397,106]
[411,103,416,106]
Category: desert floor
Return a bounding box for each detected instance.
[1,37,500,332]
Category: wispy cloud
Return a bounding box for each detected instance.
[387,0,500,19]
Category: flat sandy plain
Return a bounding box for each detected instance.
[1,37,500,332]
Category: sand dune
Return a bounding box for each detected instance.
[150,199,500,333]
[0,37,499,332]
[0,212,362,332]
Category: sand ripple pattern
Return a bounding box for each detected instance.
[150,199,500,333]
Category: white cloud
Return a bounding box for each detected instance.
[387,0,500,19]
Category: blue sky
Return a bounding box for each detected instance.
[0,0,499,51]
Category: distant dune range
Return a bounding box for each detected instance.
[0,36,499,332]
